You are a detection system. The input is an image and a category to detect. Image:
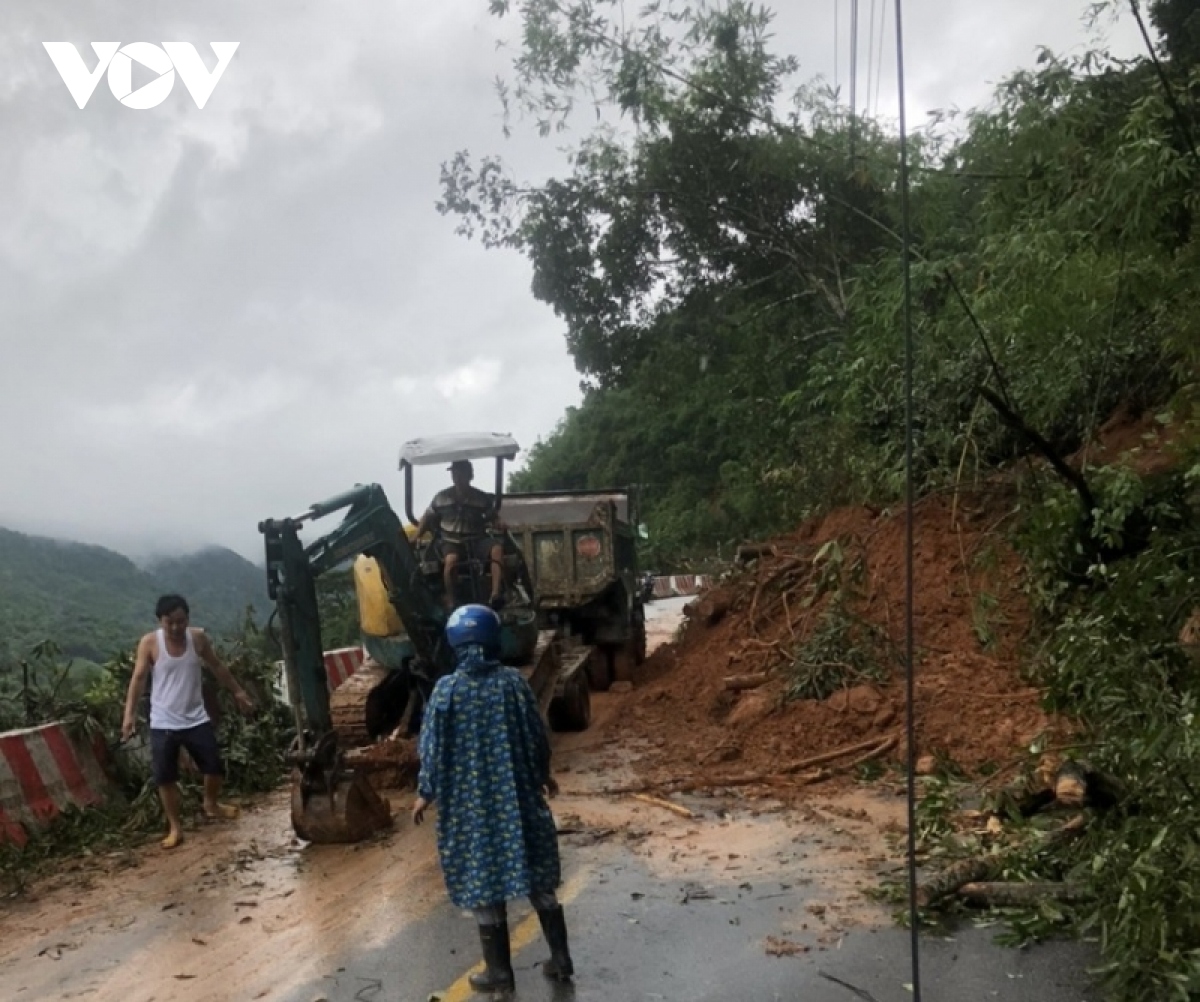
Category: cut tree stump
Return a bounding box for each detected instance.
[1054,761,1088,807]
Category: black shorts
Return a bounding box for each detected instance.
[439,536,500,566]
[150,722,225,785]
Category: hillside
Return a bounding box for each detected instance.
[0,528,266,663]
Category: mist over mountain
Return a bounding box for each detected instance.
[0,527,268,663]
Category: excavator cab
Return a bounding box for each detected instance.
[398,433,534,611]
[395,432,538,657]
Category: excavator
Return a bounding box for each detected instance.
[259,433,593,844]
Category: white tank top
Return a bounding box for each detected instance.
[150,628,209,730]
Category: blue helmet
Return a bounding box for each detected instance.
[446,604,501,652]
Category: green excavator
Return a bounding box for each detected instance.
[259,433,593,843]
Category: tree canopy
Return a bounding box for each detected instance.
[441,15,1200,988]
[443,1,1198,565]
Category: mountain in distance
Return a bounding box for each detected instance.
[0,527,268,664]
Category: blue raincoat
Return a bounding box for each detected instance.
[417,645,561,908]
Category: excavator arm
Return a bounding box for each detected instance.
[261,483,452,739]
[259,483,452,843]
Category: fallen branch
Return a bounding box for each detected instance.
[817,970,883,1002]
[781,735,899,775]
[698,743,741,765]
[561,784,657,797]
[724,672,771,691]
[843,735,896,770]
[958,881,1091,906]
[916,814,1088,908]
[673,767,828,793]
[631,793,697,819]
[1041,812,1089,848]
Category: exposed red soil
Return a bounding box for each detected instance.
[1071,400,1184,476]
[601,487,1066,794]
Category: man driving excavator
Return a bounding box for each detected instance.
[414,459,506,609]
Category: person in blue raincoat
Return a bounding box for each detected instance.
[412,604,574,993]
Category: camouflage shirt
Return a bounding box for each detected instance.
[425,486,497,542]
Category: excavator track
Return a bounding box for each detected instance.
[328,661,389,748]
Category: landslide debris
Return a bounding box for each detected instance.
[609,487,1065,794]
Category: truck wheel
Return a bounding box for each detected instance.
[587,647,613,692]
[633,607,647,664]
[549,672,591,732]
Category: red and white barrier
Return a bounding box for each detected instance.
[275,647,366,707]
[322,647,364,692]
[0,723,112,847]
[651,574,710,599]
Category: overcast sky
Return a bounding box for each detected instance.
[0,1,1144,562]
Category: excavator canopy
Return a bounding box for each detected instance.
[398,431,519,467]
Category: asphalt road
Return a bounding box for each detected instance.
[281,820,1098,1002]
[0,598,1100,1002]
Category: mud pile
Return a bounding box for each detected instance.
[610,487,1064,793]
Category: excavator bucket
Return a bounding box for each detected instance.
[289,766,393,844]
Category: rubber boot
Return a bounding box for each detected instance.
[469,922,515,993]
[537,905,574,981]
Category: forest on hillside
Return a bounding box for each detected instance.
[0,528,266,664]
[437,0,1200,568]
[442,2,1200,997]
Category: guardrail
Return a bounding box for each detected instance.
[0,722,112,846]
[275,646,366,705]
[650,574,711,599]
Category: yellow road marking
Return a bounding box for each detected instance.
[437,869,590,1002]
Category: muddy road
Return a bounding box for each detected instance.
[1,600,1094,1001]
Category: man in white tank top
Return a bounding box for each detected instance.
[121,594,256,848]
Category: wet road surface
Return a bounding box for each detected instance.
[0,599,1098,1001]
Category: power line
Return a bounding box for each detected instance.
[834,0,840,107]
[865,0,877,120]
[893,0,923,999]
[872,0,887,117]
[849,0,859,153]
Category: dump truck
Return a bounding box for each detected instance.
[501,488,647,690]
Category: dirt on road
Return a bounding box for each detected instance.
[0,602,911,1002]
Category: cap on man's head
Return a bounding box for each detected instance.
[448,459,474,475]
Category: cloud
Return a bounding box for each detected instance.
[435,358,502,400]
[0,1,1147,560]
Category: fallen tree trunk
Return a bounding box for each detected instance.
[915,856,998,908]
[917,814,1088,909]
[958,881,1091,906]
[724,672,771,691]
